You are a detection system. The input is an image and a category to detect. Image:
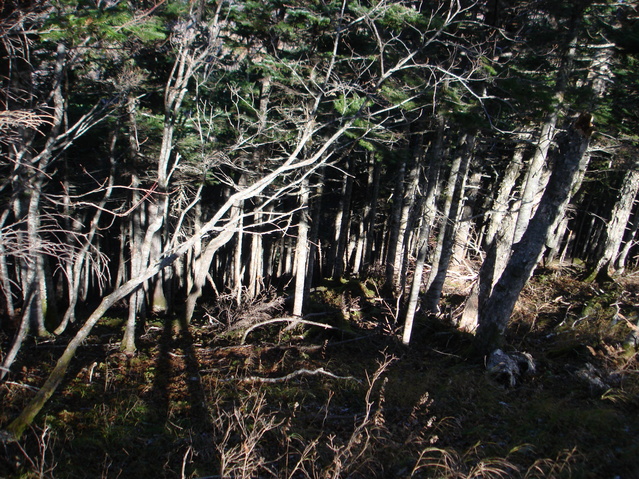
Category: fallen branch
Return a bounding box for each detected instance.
[224,367,361,384]
[240,316,351,344]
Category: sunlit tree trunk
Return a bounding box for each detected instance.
[402,117,444,345]
[293,176,311,317]
[424,133,474,313]
[589,159,639,278]
[475,115,593,355]
[512,18,581,243]
[459,137,526,332]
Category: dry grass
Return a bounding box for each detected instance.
[2,271,639,477]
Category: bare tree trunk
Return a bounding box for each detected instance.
[352,155,377,275]
[392,139,422,291]
[424,133,474,313]
[384,153,408,291]
[332,159,354,279]
[589,159,639,278]
[363,154,382,270]
[402,117,444,345]
[452,169,482,264]
[459,138,526,332]
[615,211,639,275]
[233,201,245,306]
[247,207,264,299]
[293,177,311,317]
[512,19,580,243]
[0,210,16,320]
[306,169,325,291]
[475,114,593,355]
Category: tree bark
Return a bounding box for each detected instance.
[332,159,354,279]
[589,159,639,278]
[512,16,581,243]
[475,114,593,355]
[293,176,311,317]
[402,117,444,345]
[424,133,474,313]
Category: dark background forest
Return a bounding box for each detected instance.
[1,0,639,477]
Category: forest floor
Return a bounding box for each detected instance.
[1,266,639,478]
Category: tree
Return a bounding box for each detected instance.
[474,113,594,355]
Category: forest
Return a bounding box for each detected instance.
[1,0,639,477]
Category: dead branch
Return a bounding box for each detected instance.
[240,316,351,344]
[224,367,360,384]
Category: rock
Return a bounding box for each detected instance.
[486,349,536,387]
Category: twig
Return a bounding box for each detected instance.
[240,316,351,344]
[223,367,361,384]
[3,381,40,392]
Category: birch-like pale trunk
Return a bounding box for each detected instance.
[424,134,474,313]
[475,115,593,355]
[402,118,444,345]
[293,177,311,317]
[589,160,639,278]
[512,19,581,243]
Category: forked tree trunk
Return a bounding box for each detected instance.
[459,137,526,332]
[475,114,593,355]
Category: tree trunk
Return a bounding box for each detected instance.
[384,153,408,290]
[512,18,581,243]
[352,155,378,275]
[424,133,474,313]
[589,159,639,278]
[615,211,639,275]
[293,176,311,317]
[392,136,422,291]
[402,117,444,345]
[475,114,593,355]
[459,139,526,332]
[332,159,354,279]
